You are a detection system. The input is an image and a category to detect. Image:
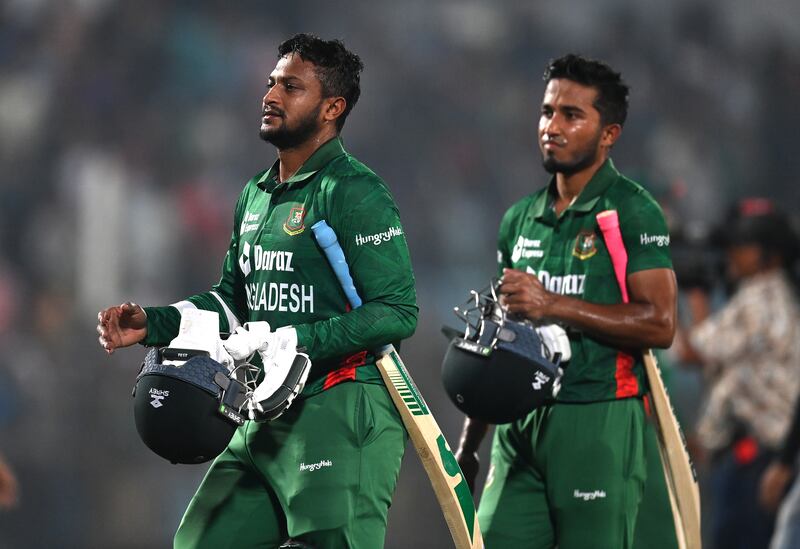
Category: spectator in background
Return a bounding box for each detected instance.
[0,452,18,510]
[677,198,800,549]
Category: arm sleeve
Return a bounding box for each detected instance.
[142,191,249,346]
[618,193,673,274]
[293,174,418,360]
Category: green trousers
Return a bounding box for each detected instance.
[478,398,678,549]
[174,382,406,549]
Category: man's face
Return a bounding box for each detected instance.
[726,243,766,282]
[260,53,326,149]
[538,79,605,175]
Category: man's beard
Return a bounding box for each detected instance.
[541,133,602,175]
[260,103,322,149]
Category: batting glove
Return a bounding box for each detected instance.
[248,327,311,421]
[536,324,572,362]
[222,321,273,361]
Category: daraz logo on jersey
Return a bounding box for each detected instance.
[239,243,295,275]
[527,267,586,296]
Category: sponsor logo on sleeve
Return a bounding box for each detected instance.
[299,459,333,472]
[283,205,306,236]
[640,233,670,247]
[355,227,403,246]
[573,230,598,260]
[574,489,607,501]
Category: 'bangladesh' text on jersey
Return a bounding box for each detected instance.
[496,159,672,403]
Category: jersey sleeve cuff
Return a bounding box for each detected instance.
[142,306,181,347]
[293,324,312,354]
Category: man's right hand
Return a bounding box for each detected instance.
[455,448,481,492]
[97,302,147,354]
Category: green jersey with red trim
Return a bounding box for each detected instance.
[142,137,418,396]
[497,159,672,402]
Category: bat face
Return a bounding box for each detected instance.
[378,350,483,549]
[595,211,700,548]
[310,220,483,548]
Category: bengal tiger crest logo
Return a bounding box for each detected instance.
[283,205,306,236]
[573,230,598,260]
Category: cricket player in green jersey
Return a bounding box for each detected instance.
[97,34,417,548]
[454,54,680,548]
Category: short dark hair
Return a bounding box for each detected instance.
[723,198,799,263]
[543,54,629,127]
[278,33,364,132]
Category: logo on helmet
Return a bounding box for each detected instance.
[532,371,551,390]
[149,388,170,408]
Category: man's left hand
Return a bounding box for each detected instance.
[499,268,555,321]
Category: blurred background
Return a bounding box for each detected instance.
[2,0,800,547]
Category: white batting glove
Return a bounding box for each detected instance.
[213,338,236,371]
[222,321,272,361]
[248,327,311,421]
[536,324,572,362]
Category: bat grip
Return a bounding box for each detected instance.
[596,210,629,303]
[311,220,363,309]
[311,220,390,355]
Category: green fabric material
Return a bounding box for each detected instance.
[174,382,407,549]
[632,415,680,549]
[143,137,418,395]
[478,399,648,549]
[496,158,673,402]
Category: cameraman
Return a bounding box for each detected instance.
[677,198,800,549]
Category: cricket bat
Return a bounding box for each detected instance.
[596,210,701,549]
[312,220,483,549]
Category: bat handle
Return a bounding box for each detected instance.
[596,210,629,303]
[311,220,363,309]
[311,220,391,356]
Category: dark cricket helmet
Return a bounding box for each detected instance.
[441,283,564,424]
[132,347,248,464]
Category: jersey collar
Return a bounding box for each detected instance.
[256,136,347,191]
[530,158,620,220]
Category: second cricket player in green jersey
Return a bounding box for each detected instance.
[457,54,680,549]
[142,136,418,395]
[496,158,672,402]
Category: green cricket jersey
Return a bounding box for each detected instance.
[142,137,418,395]
[497,159,672,402]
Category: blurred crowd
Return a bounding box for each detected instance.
[2,0,800,547]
